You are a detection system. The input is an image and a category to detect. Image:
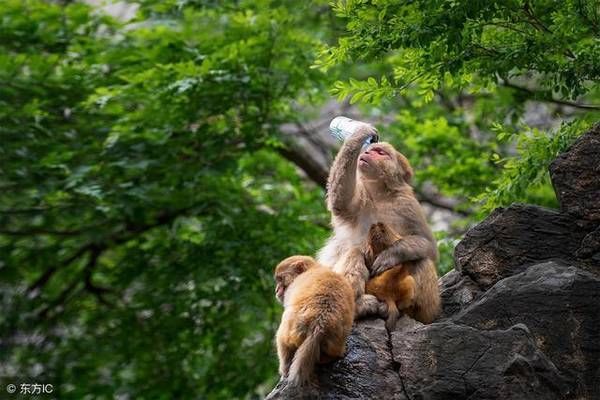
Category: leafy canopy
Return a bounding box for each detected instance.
[1,1,329,398]
[320,0,599,214]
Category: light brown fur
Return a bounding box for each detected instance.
[274,256,354,386]
[365,223,440,328]
[316,124,439,321]
[365,223,415,330]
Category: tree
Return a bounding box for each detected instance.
[320,0,600,216]
[1,1,332,398]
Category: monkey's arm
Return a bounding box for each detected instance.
[370,235,437,277]
[327,125,378,218]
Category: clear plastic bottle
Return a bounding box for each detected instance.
[329,116,378,147]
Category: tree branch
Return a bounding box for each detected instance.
[414,189,473,217]
[0,206,73,214]
[27,242,95,295]
[277,144,328,188]
[37,277,82,320]
[522,2,577,59]
[501,80,600,110]
[28,203,214,305]
[83,246,114,307]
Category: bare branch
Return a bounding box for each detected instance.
[277,145,328,188]
[29,203,214,306]
[501,80,600,111]
[414,189,473,217]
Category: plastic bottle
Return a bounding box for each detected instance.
[329,116,378,147]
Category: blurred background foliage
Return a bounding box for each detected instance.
[0,0,598,398]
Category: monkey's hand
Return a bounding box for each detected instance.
[371,235,436,276]
[348,124,379,146]
[370,248,402,277]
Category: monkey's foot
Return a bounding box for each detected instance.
[377,301,389,319]
[355,294,384,319]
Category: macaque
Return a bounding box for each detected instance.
[316,123,439,321]
[274,256,354,386]
[365,222,440,328]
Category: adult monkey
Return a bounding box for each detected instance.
[317,123,438,319]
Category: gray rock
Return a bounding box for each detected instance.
[576,226,600,264]
[438,269,482,318]
[392,322,571,400]
[550,123,600,221]
[265,319,402,400]
[454,204,591,288]
[266,260,599,400]
[454,261,600,399]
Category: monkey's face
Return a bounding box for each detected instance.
[274,273,294,303]
[368,222,397,255]
[358,142,413,184]
[274,256,315,303]
[368,222,387,244]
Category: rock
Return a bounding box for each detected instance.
[267,260,600,400]
[576,227,600,263]
[454,204,590,289]
[392,322,571,400]
[550,123,600,221]
[438,269,482,318]
[265,319,402,400]
[454,261,600,399]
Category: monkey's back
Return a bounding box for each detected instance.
[283,267,354,349]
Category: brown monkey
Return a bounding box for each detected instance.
[274,256,354,386]
[364,223,415,330]
[365,222,440,328]
[316,123,439,321]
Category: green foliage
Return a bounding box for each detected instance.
[325,0,600,100]
[322,0,600,213]
[0,1,330,398]
[477,118,594,212]
[388,111,498,201]
[434,231,459,276]
[331,76,394,104]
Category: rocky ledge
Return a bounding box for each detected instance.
[266,124,600,400]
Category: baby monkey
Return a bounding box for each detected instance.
[365,223,415,330]
[365,222,441,329]
[274,256,354,386]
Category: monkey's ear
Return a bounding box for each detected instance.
[292,260,310,275]
[396,152,414,183]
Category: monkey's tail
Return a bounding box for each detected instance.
[287,328,323,386]
[413,263,441,324]
[385,300,400,331]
